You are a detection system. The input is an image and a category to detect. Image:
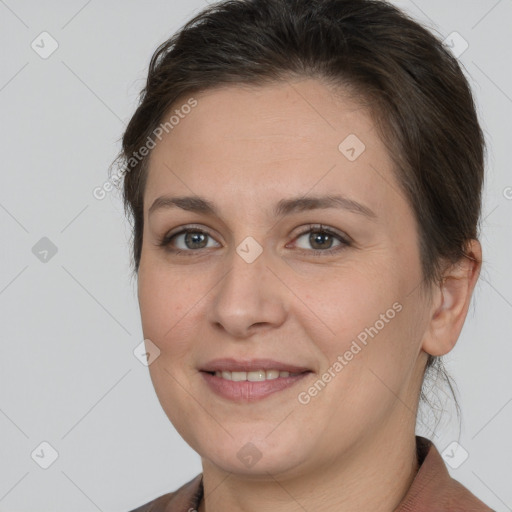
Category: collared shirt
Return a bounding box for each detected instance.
[129,436,494,511]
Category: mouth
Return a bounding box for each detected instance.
[204,369,306,381]
[199,358,313,402]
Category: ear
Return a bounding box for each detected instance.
[421,239,482,357]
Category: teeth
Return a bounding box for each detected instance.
[213,369,301,381]
[231,371,246,382]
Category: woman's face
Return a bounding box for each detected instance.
[138,79,432,477]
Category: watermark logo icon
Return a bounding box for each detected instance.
[443,32,469,59]
[338,134,366,162]
[31,32,59,59]
[237,442,262,468]
[31,441,59,469]
[236,236,263,264]
[133,339,161,366]
[441,441,469,469]
[32,237,58,263]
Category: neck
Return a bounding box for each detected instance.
[198,424,419,512]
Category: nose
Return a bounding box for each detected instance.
[207,244,288,339]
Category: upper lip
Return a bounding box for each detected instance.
[200,358,311,373]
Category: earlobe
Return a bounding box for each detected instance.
[422,240,482,357]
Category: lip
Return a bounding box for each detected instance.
[201,371,311,402]
[200,358,311,373]
[199,358,312,402]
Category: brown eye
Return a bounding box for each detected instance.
[292,225,350,255]
[160,228,221,253]
[308,231,336,250]
[181,231,209,250]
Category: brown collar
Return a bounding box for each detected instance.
[130,436,493,511]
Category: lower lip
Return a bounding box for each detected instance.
[200,371,312,402]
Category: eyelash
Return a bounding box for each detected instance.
[158,224,351,257]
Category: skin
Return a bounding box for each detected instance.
[137,78,481,512]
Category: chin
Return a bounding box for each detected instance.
[206,452,306,479]
[197,430,310,478]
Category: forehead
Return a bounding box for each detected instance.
[144,79,402,220]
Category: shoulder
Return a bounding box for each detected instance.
[128,474,203,512]
[395,436,494,512]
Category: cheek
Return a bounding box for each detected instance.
[137,264,195,353]
[298,266,401,350]
[299,265,419,398]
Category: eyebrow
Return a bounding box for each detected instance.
[148,194,377,220]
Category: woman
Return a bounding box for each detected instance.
[117,0,493,510]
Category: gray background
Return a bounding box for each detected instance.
[0,0,511,510]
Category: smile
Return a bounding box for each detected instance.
[210,369,303,381]
[200,370,312,403]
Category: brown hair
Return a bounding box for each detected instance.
[113,0,485,427]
